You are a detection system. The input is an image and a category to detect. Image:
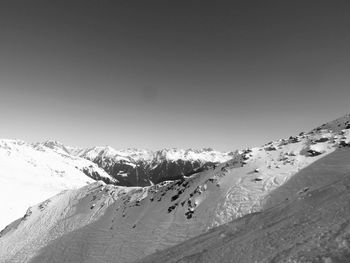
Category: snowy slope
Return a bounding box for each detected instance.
[1,114,350,263]
[0,139,116,230]
[138,147,350,263]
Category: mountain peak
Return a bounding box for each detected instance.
[2,114,350,262]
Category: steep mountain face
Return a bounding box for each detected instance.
[72,147,234,186]
[0,139,116,230]
[1,114,350,263]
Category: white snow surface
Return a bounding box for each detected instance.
[1,114,350,263]
[139,147,350,263]
[0,139,232,232]
[0,139,115,230]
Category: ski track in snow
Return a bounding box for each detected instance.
[1,114,350,263]
[138,147,350,263]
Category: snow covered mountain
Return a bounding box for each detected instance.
[1,114,350,263]
[0,138,231,231]
[139,146,350,263]
[0,139,116,230]
[37,141,233,187]
[70,146,234,186]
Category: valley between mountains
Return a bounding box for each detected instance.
[1,114,350,263]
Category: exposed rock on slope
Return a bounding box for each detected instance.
[1,114,350,263]
[138,148,350,263]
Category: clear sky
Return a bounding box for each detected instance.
[0,0,350,151]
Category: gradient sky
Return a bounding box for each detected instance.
[1,1,350,151]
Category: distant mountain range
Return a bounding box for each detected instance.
[35,141,234,186]
[1,114,350,263]
[0,139,233,230]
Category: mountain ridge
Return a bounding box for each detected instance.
[36,141,234,186]
[1,114,350,262]
[0,138,116,230]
